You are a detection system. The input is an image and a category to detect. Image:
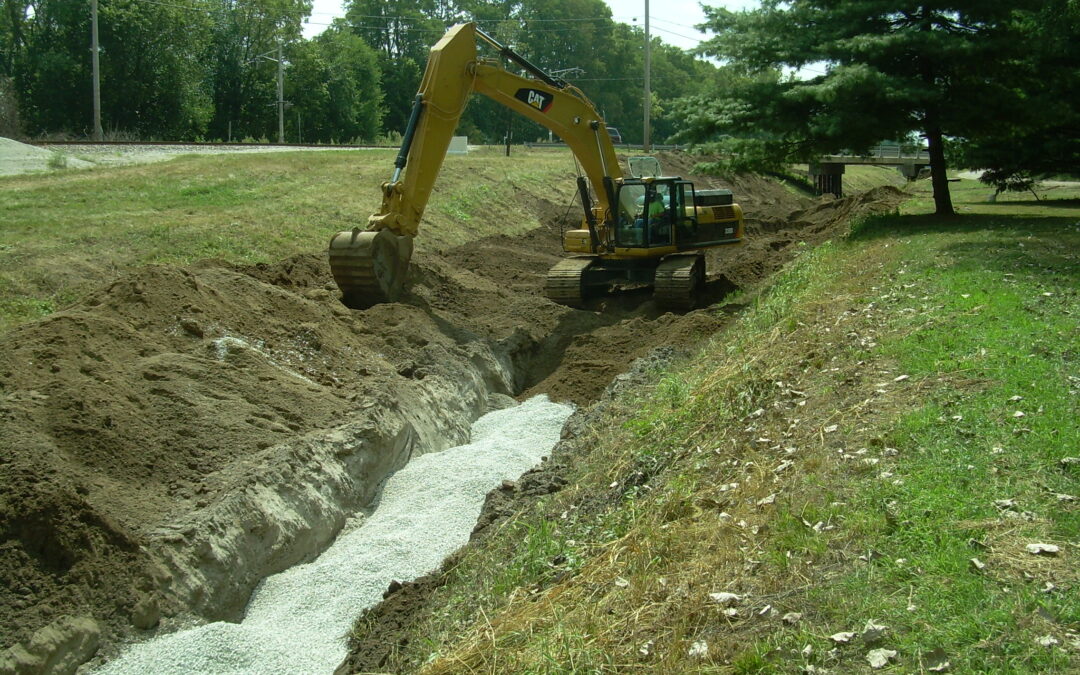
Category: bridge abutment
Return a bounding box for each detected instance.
[899,163,929,180]
[809,162,845,197]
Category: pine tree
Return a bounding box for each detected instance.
[685,1,1049,215]
[956,0,1080,192]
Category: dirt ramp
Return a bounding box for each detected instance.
[711,185,906,289]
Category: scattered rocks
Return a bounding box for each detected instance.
[178,317,204,338]
[708,592,742,606]
[1025,543,1060,556]
[688,640,709,659]
[866,648,897,669]
[0,615,101,675]
[861,619,888,644]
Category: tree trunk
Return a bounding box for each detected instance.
[925,124,955,216]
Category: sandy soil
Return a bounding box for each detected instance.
[0,153,905,672]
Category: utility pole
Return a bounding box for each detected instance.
[643,0,651,152]
[276,41,284,144]
[91,0,103,141]
[248,45,286,143]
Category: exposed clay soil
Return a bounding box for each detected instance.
[0,150,905,671]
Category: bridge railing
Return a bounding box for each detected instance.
[833,145,930,160]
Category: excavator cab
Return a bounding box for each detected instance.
[613,178,741,252]
[615,179,688,249]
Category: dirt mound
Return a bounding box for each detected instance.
[715,184,906,289]
[1,165,905,670]
[1,254,539,657]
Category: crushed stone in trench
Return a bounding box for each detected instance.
[94,396,572,674]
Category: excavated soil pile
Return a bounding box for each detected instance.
[0,157,904,672]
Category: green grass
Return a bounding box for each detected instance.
[0,147,580,332]
[729,182,1080,671]
[805,211,1079,670]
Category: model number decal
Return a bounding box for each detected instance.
[515,88,554,113]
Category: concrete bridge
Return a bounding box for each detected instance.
[811,145,930,197]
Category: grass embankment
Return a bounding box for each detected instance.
[0,147,578,332]
[350,178,1080,673]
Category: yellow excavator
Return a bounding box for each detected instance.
[329,22,745,310]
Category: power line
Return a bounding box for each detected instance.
[126,0,215,13]
[341,13,615,23]
[620,15,701,31]
[649,25,704,44]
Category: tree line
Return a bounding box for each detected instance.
[0,0,721,145]
[2,0,1072,208]
[676,0,1079,213]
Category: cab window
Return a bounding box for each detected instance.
[615,182,674,248]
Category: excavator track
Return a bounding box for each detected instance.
[544,256,596,308]
[653,253,704,310]
[329,229,414,309]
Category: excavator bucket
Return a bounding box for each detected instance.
[328,229,414,308]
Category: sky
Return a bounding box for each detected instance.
[302,0,761,52]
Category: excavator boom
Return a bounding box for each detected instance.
[330,23,621,308]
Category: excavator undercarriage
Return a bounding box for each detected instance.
[542,253,706,310]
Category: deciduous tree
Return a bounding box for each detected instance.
[287,25,383,142]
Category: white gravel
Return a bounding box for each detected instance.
[40,143,373,168]
[0,137,93,175]
[97,395,573,675]
[0,137,381,174]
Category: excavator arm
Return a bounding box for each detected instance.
[329,22,622,308]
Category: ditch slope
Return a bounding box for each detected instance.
[0,156,904,672]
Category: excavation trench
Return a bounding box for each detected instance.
[0,171,905,672]
[96,396,575,674]
[0,234,731,673]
